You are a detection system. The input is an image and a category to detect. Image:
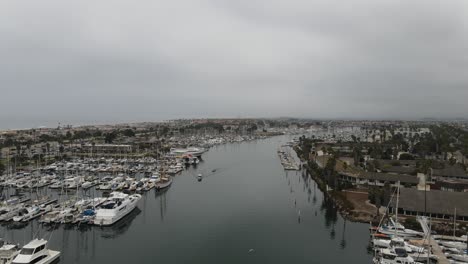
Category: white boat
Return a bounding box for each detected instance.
[13,206,42,222]
[0,243,20,264]
[39,211,61,224]
[93,192,141,226]
[439,240,467,250]
[451,254,468,262]
[63,177,81,189]
[81,181,94,189]
[372,237,425,254]
[186,147,206,157]
[148,174,160,184]
[11,239,60,264]
[0,202,24,222]
[48,181,62,189]
[373,248,417,264]
[378,221,423,239]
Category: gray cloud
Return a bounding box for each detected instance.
[1,0,468,128]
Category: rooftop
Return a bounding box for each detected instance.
[390,188,468,217]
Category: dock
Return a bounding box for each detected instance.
[277,146,300,170]
[418,216,450,264]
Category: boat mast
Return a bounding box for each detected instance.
[453,207,457,239]
[395,180,400,237]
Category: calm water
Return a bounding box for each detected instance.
[1,136,372,263]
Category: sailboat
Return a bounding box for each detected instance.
[377,183,423,239]
[373,182,420,264]
[155,175,173,190]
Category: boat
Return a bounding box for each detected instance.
[39,211,61,224]
[450,254,468,262]
[148,174,160,185]
[439,240,467,250]
[155,176,172,190]
[186,147,206,157]
[0,243,20,264]
[0,202,24,222]
[378,220,423,239]
[93,192,141,226]
[11,239,60,264]
[81,181,94,189]
[13,206,42,222]
[373,247,417,264]
[372,237,425,254]
[48,181,62,189]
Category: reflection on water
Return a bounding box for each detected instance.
[100,207,141,239]
[155,188,169,221]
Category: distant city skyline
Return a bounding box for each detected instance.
[1,0,468,129]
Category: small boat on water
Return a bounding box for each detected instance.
[11,239,60,264]
[155,176,172,190]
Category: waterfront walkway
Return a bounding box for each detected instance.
[418,217,450,264]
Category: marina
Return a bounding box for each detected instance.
[0,136,373,264]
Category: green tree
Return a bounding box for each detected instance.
[122,129,136,137]
[105,132,118,143]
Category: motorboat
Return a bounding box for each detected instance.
[11,239,60,264]
[13,206,42,222]
[373,248,417,264]
[93,192,141,226]
[81,181,94,189]
[186,147,206,157]
[0,243,20,264]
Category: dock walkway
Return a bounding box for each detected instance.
[418,216,450,264]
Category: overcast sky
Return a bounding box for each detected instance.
[1,0,468,129]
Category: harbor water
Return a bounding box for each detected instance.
[1,136,372,263]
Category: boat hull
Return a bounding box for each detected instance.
[94,195,141,226]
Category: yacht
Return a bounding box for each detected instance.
[11,239,60,264]
[0,243,20,264]
[93,192,141,226]
[186,147,206,157]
